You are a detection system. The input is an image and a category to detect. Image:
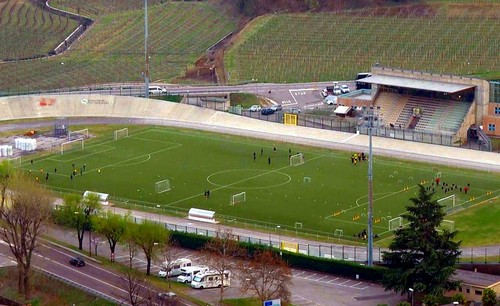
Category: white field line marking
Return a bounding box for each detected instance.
[164,154,325,207]
[341,133,358,143]
[48,145,117,163]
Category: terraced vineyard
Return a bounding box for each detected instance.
[0,0,79,60]
[225,4,500,83]
[50,0,165,18]
[0,1,237,93]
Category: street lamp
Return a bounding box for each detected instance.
[409,288,414,306]
[276,225,282,256]
[84,206,94,257]
[143,0,150,99]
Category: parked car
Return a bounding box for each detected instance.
[249,105,262,112]
[333,86,342,95]
[340,85,350,94]
[157,291,178,305]
[261,108,275,115]
[321,89,328,97]
[270,104,282,111]
[69,257,85,267]
[285,108,301,114]
[325,95,338,105]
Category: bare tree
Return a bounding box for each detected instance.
[0,173,53,300]
[238,250,291,304]
[202,227,244,303]
[159,238,181,289]
[119,266,155,306]
[0,159,14,215]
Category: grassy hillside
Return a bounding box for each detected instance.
[225,3,500,83]
[0,1,237,93]
[0,0,79,60]
[50,0,165,17]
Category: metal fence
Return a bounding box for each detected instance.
[129,213,500,264]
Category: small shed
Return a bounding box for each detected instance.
[334,105,353,117]
[188,208,217,224]
[83,191,109,205]
[446,269,500,303]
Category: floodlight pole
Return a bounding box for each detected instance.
[144,0,150,99]
[367,106,375,266]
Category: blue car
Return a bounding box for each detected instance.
[261,108,275,115]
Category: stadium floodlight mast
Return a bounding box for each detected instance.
[144,0,150,99]
[359,105,380,266]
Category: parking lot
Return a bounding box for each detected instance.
[113,248,400,306]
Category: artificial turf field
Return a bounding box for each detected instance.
[20,126,500,241]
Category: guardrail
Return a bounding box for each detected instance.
[37,267,128,305]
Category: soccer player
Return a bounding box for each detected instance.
[268,157,271,165]
[253,152,256,162]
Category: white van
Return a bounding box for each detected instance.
[148,85,166,95]
[176,266,209,283]
[158,258,192,278]
[191,270,231,289]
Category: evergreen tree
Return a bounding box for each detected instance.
[382,185,461,300]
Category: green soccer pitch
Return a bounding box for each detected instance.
[20,126,500,240]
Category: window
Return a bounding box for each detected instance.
[459,287,462,292]
[466,288,470,294]
[495,106,500,115]
[488,124,496,132]
[475,290,482,295]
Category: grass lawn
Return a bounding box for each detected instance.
[0,267,114,306]
[20,126,499,244]
[447,198,500,246]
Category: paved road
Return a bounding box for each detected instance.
[42,225,402,306]
[0,238,195,306]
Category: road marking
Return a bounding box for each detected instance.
[339,280,351,285]
[304,273,317,279]
[327,278,339,283]
[316,275,328,281]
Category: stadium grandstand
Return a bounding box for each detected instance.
[338,66,499,151]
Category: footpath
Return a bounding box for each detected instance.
[46,204,500,265]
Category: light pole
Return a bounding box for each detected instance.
[144,0,150,99]
[84,206,94,257]
[360,105,379,266]
[276,225,282,256]
[409,288,414,306]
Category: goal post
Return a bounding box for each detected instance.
[114,128,128,140]
[290,153,304,166]
[60,138,84,155]
[439,220,455,232]
[155,179,171,193]
[231,192,246,205]
[438,194,456,212]
[388,217,403,231]
[68,128,88,141]
[8,156,21,167]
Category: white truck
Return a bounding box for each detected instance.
[191,270,231,289]
[158,258,192,278]
[176,266,209,284]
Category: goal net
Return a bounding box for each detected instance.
[8,156,21,167]
[438,194,456,213]
[290,153,304,166]
[155,179,171,193]
[68,128,88,141]
[114,128,128,140]
[439,220,455,232]
[388,217,403,231]
[60,138,84,155]
[231,192,246,205]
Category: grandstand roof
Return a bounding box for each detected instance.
[361,75,474,93]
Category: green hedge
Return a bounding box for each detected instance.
[170,231,386,282]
